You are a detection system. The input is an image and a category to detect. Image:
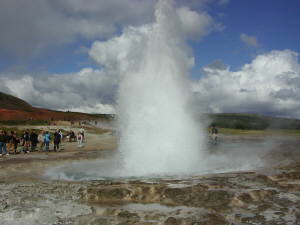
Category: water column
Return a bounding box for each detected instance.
[117,0,206,176]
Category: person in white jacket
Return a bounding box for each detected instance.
[77,132,83,148]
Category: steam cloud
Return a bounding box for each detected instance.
[115,0,205,175]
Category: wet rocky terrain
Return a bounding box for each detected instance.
[0,135,299,225]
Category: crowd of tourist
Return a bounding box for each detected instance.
[0,128,85,156]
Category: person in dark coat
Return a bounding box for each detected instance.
[53,131,61,151]
[0,130,8,156]
[22,130,30,153]
[7,131,14,154]
[12,132,20,154]
[30,131,38,152]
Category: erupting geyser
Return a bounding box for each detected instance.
[117,0,205,176]
[45,0,265,181]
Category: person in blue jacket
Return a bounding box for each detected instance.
[44,131,51,152]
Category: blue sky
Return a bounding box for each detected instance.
[1,0,300,117]
[191,0,300,76]
[1,0,299,76]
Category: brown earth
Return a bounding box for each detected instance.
[0,92,113,121]
[0,108,112,122]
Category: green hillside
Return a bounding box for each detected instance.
[208,113,300,130]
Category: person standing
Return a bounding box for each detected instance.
[44,131,51,152]
[12,132,20,154]
[7,131,14,154]
[30,131,38,152]
[210,125,219,145]
[3,131,10,156]
[53,131,61,151]
[77,132,83,148]
[22,130,30,153]
[38,131,44,151]
[58,129,64,142]
[79,127,85,142]
[0,130,7,156]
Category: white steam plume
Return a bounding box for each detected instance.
[117,0,205,176]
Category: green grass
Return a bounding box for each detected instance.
[219,128,300,136]
[0,120,50,126]
[207,113,300,130]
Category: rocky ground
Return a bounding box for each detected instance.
[0,128,299,225]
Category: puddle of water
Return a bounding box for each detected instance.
[44,140,277,181]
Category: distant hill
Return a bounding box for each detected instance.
[0,92,113,124]
[208,113,300,130]
[0,92,33,111]
[1,92,300,129]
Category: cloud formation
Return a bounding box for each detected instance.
[0,0,155,57]
[0,0,222,114]
[193,49,300,118]
[0,0,225,59]
[2,0,299,119]
[0,68,117,113]
[240,33,260,47]
[89,4,221,69]
[3,49,300,118]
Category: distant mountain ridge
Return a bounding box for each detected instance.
[0,92,33,111]
[0,92,112,122]
[1,92,300,129]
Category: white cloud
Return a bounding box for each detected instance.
[193,49,300,118]
[8,48,297,117]
[0,68,117,114]
[0,0,223,114]
[89,26,149,74]
[2,0,299,120]
[0,0,155,57]
[89,3,222,71]
[177,7,214,39]
[0,0,223,58]
[240,33,260,47]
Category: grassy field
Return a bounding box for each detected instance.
[208,113,300,130]
[0,120,50,126]
[218,128,300,136]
